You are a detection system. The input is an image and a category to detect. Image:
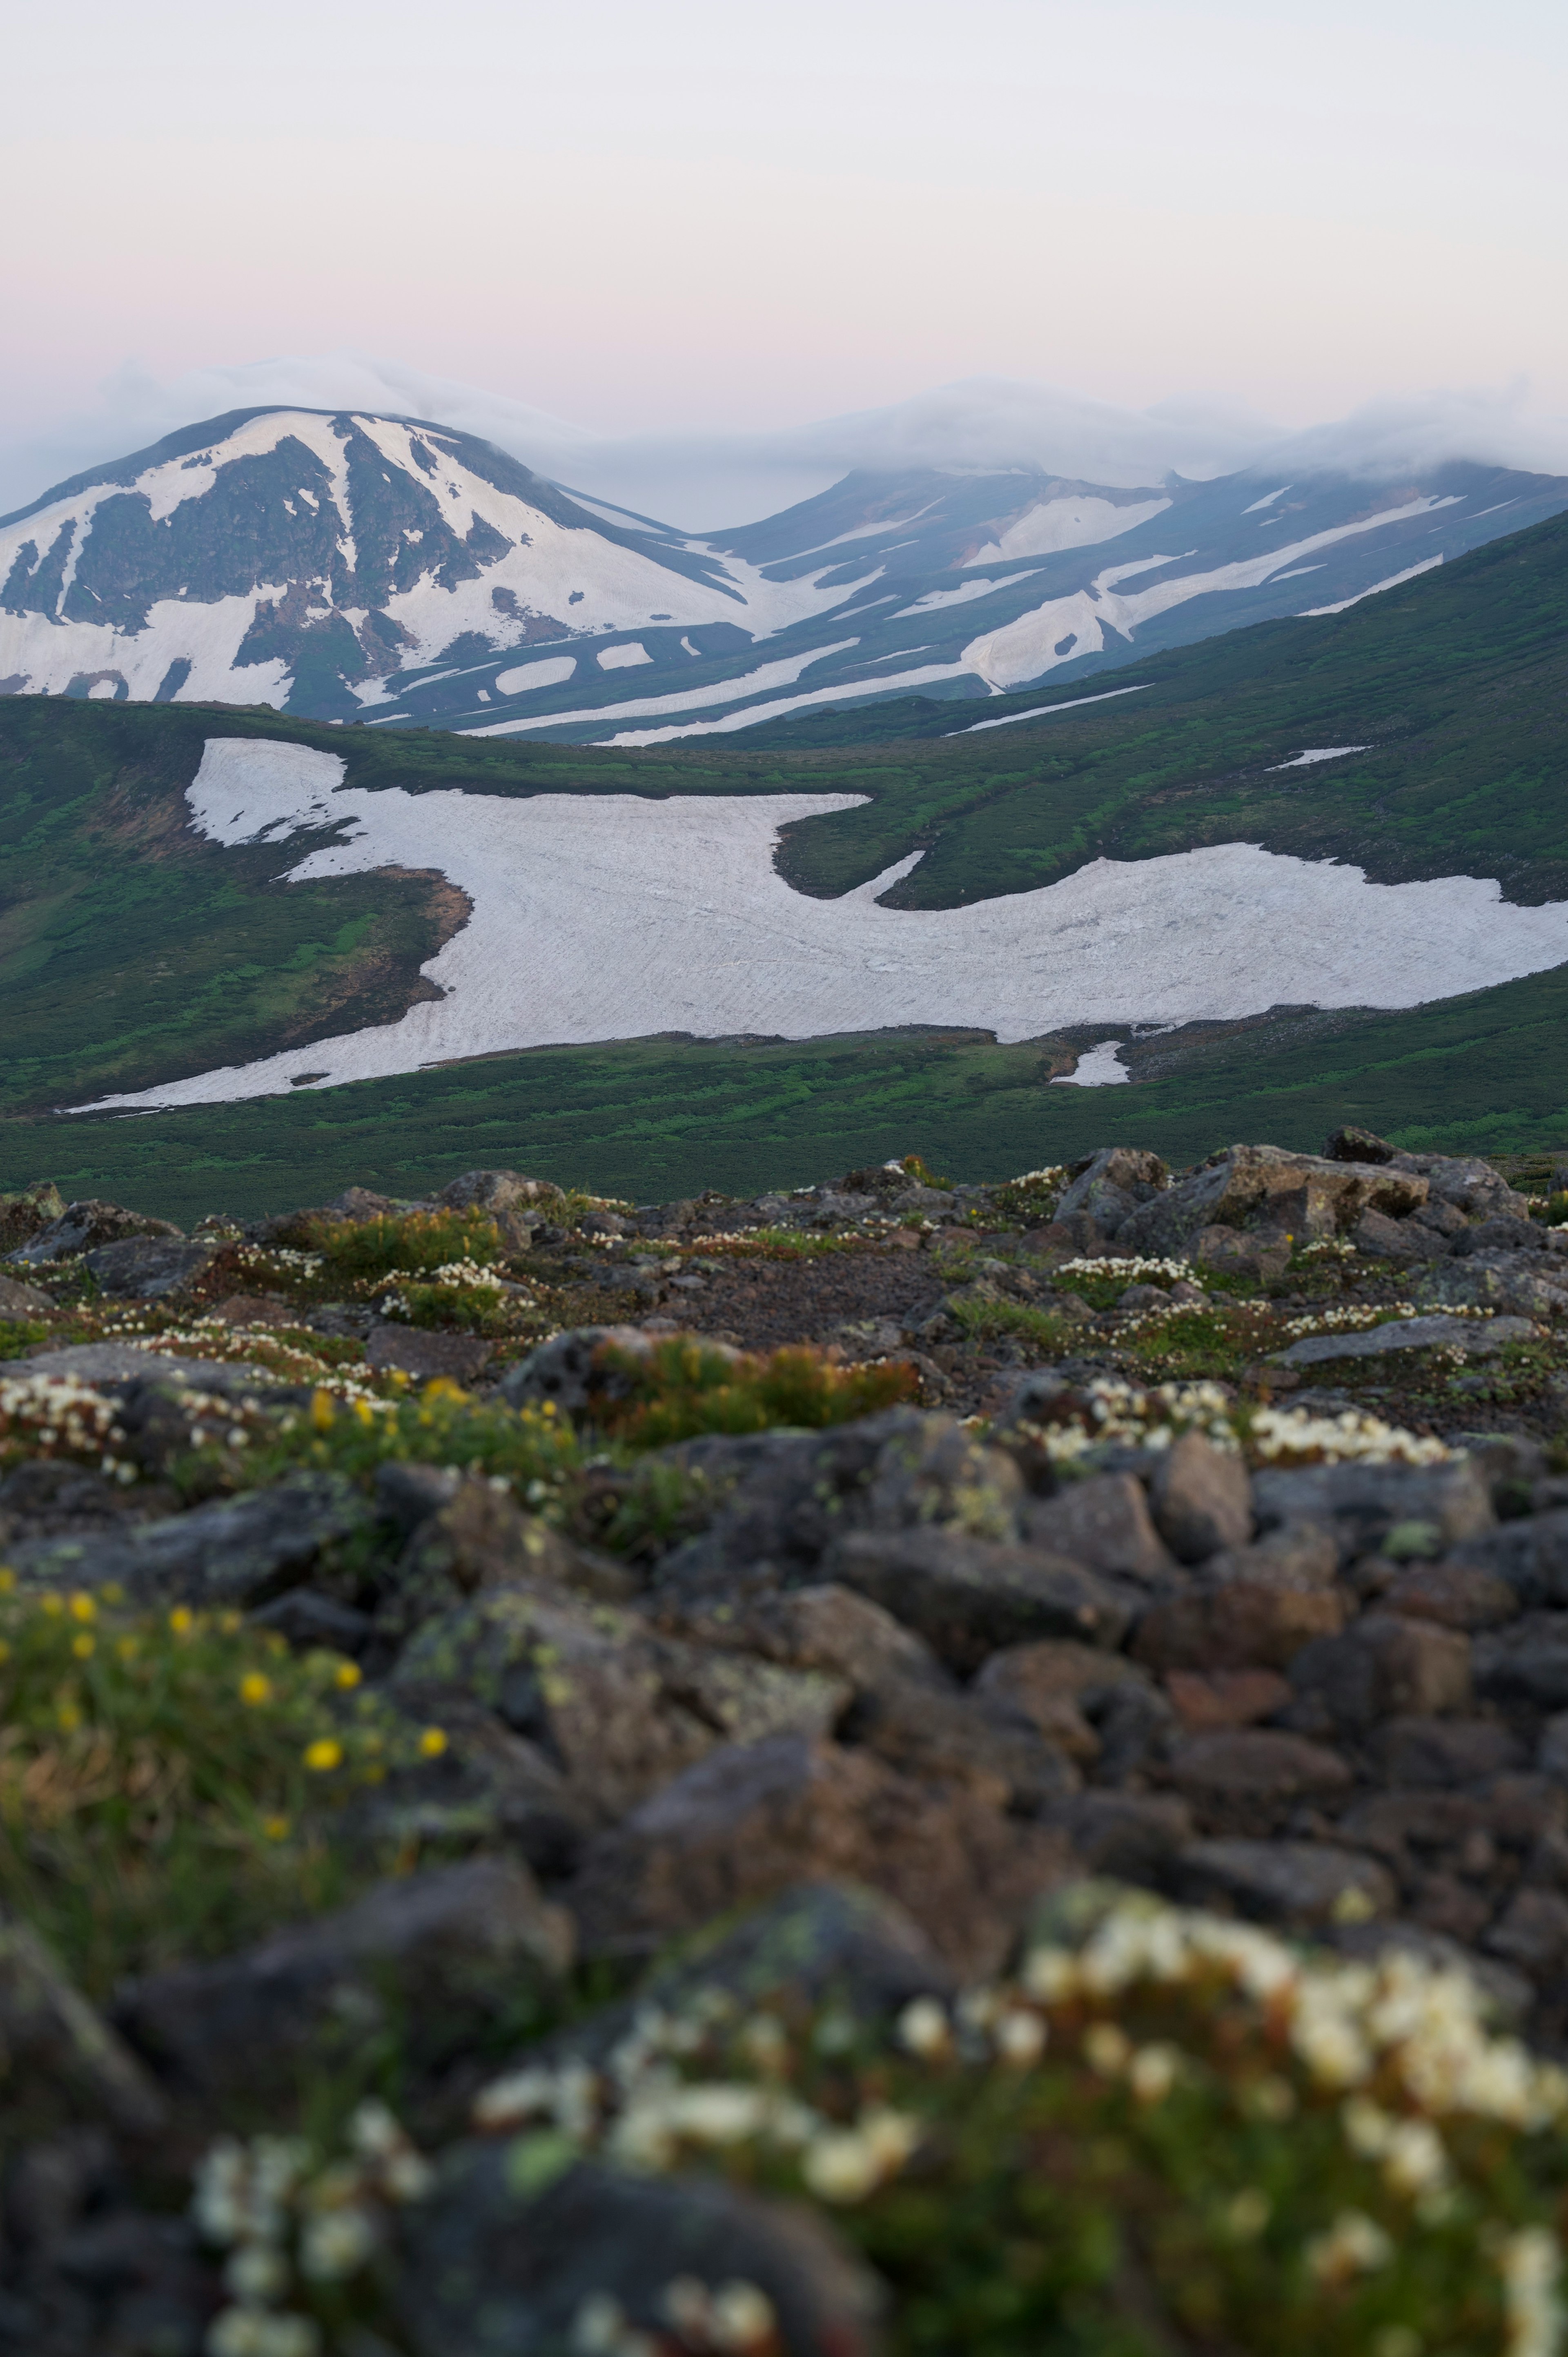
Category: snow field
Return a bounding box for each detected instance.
[77,736,1568,1113]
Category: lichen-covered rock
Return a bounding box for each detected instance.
[1115,1142,1428,1257]
[392,1582,848,1821]
[8,1200,182,1267]
[79,1236,216,1300]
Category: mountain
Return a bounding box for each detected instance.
[2,504,1568,1200]
[3,404,1567,740]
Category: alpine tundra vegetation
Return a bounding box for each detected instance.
[5,1133,1568,2352]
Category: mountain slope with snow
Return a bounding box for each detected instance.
[3,406,1567,738]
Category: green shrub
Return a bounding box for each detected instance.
[595,1337,920,1449]
[0,1578,447,1994]
[227,1386,584,1515]
[0,1317,51,1358]
[305,1209,505,1283]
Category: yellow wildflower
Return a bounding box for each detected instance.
[239,1673,272,1708]
[418,1726,448,1759]
[169,1606,194,1635]
[68,1591,96,1623]
[304,1738,344,1772]
[334,1661,362,1689]
[71,1632,95,1659]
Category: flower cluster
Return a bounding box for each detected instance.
[1057,1255,1194,1284]
[0,1370,135,1479]
[1013,1376,1243,1462]
[1279,1303,1419,1340]
[196,2102,432,2357]
[1248,1405,1453,1467]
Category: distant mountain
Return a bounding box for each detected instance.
[2,404,1567,739]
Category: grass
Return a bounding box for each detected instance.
[592,1335,919,1448]
[7,952,1568,1230]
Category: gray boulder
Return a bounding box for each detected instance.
[8,1473,370,1608]
[8,1200,181,1267]
[1174,1838,1395,1929]
[398,2152,883,2357]
[80,1236,216,1300]
[1274,1312,1538,1369]
[1054,1146,1169,1239]
[824,1526,1131,1670]
[116,1858,572,2096]
[1115,1142,1428,1258]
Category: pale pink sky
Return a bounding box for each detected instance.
[3,0,1566,514]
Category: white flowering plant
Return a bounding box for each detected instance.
[452,1889,1568,2357]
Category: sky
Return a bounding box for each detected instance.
[3,0,1567,523]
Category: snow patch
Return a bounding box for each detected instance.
[951,684,1155,736]
[76,737,1568,1113]
[1301,556,1443,616]
[1051,1039,1129,1086]
[1269,746,1370,770]
[597,642,652,670]
[894,575,1036,618]
[1242,486,1293,513]
[494,656,577,695]
[966,495,1171,566]
[463,640,862,737]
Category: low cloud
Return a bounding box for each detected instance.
[2,355,1565,533]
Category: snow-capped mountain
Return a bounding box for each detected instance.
[3,404,1566,740]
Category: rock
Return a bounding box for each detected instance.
[842,1680,1080,1810]
[0,1908,165,2149]
[1167,1730,1352,1833]
[1148,1433,1252,1563]
[1273,1312,1538,1369]
[1287,1614,1471,1734]
[1474,1614,1568,1709]
[1390,1153,1530,1221]
[1418,1258,1568,1318]
[1053,1147,1169,1239]
[7,1200,182,1267]
[567,1732,1067,1978]
[1252,1459,1494,1555]
[1175,1839,1395,1928]
[1383,1561,1521,1630]
[1115,1142,1428,1259]
[116,1859,573,2096]
[824,1527,1130,1672]
[1164,1667,1292,1730]
[499,1325,671,1417]
[1132,1578,1345,1673]
[354,1695,590,1873]
[1350,1207,1446,1263]
[655,1583,949,1694]
[1325,1125,1396,1164]
[1045,1793,1195,1882]
[0,1341,289,1396]
[1329,1918,1533,2024]
[78,1237,216,1300]
[366,1325,496,1383]
[0,1272,54,1318]
[430,1168,565,1251]
[250,1588,373,1653]
[1376,1717,1525,1786]
[392,1584,848,1823]
[0,1177,67,1252]
[1540,1713,1568,1782]
[209,1291,297,1326]
[858,1415,1026,1540]
[1020,1471,1176,1583]
[1448,1509,1568,1608]
[398,2151,883,2357]
[1452,1216,1550,1259]
[381,1476,639,1630]
[1485,1887,1568,1974]
[1193,1225,1291,1280]
[1092,1679,1180,1784]
[8,1473,370,1608]
[973,1639,1147,1759]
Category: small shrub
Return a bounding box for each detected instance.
[0,1317,51,1358]
[228,1385,584,1514]
[594,1338,920,1449]
[305,1210,505,1284]
[899,1153,952,1191]
[0,1580,445,1993]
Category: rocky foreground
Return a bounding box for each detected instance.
[6,1132,1568,2353]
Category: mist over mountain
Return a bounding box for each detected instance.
[2,392,1566,738]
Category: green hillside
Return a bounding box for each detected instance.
[1,504,1565,1202]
